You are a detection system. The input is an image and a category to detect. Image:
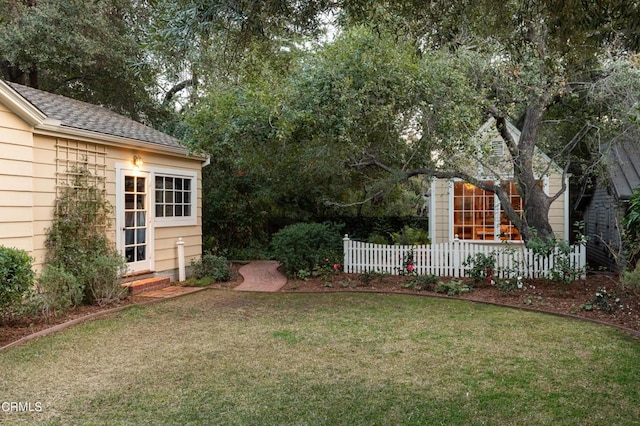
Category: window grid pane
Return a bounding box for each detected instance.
[453,181,521,241]
[154,175,193,221]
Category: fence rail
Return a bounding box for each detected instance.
[342,235,586,280]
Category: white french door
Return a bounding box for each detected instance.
[118,169,152,273]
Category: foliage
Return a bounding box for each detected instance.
[391,226,431,245]
[44,168,127,308]
[463,252,496,284]
[435,280,472,296]
[622,187,640,269]
[403,274,439,291]
[0,0,164,123]
[83,253,128,306]
[271,222,343,277]
[37,265,83,316]
[367,233,390,245]
[621,263,640,297]
[529,235,585,284]
[190,253,231,282]
[580,288,623,314]
[0,246,34,323]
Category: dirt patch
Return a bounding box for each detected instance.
[282,271,640,335]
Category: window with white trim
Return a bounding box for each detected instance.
[153,171,197,226]
[452,180,524,241]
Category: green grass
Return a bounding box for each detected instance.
[1,291,639,425]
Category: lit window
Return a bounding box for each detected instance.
[453,181,522,241]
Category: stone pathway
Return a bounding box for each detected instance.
[235,260,287,292]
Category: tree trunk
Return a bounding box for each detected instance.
[492,101,557,244]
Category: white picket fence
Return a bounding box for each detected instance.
[342,235,586,280]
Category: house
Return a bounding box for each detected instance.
[427,117,569,244]
[580,141,640,271]
[0,80,206,281]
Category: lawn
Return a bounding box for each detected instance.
[1,290,639,425]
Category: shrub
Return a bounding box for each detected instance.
[390,225,431,245]
[271,222,343,277]
[44,168,127,308]
[0,246,35,323]
[621,263,640,296]
[463,252,496,283]
[37,264,83,316]
[367,233,390,245]
[81,252,128,306]
[190,253,231,281]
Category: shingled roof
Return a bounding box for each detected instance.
[7,81,186,152]
[606,140,640,201]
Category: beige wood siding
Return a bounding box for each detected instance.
[547,172,566,239]
[0,104,35,254]
[105,147,203,277]
[432,179,450,243]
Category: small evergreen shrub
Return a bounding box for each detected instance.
[0,246,35,323]
[271,222,343,277]
[37,264,83,315]
[190,253,231,281]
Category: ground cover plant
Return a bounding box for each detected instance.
[1,291,639,425]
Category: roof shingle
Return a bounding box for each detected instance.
[7,81,186,152]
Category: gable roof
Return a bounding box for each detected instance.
[474,117,562,174]
[605,140,640,201]
[1,80,192,156]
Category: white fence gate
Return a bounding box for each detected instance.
[342,235,586,280]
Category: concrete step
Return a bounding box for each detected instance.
[122,276,171,296]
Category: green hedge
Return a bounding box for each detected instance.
[271,222,343,277]
[0,246,34,322]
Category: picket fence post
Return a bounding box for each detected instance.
[343,234,351,273]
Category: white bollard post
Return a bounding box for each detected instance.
[177,238,186,281]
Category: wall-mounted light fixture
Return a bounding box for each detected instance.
[133,154,143,168]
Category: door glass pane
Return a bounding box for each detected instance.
[125,230,134,245]
[137,246,146,261]
[136,195,145,208]
[125,212,135,227]
[125,176,134,192]
[125,247,134,262]
[136,177,145,193]
[136,212,146,226]
[137,228,146,244]
[125,194,134,209]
